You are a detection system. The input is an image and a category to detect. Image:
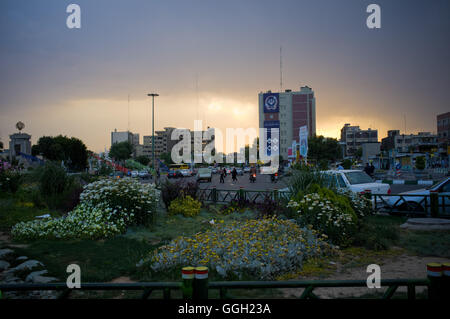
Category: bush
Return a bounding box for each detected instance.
[12,203,128,240]
[138,217,334,280]
[80,178,160,226]
[415,156,426,170]
[336,188,373,218]
[37,162,72,196]
[11,178,161,240]
[0,170,22,193]
[287,167,330,195]
[161,180,199,208]
[288,185,357,247]
[168,196,201,217]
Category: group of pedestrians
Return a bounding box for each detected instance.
[219,167,238,183]
[364,162,375,178]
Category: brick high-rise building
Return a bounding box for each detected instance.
[258,86,316,159]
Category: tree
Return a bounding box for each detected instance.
[0,140,3,151]
[415,156,426,170]
[109,141,133,162]
[32,135,88,171]
[355,147,363,160]
[135,155,150,166]
[159,152,174,165]
[307,135,342,165]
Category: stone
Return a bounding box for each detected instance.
[26,270,48,282]
[16,256,28,261]
[0,248,14,259]
[14,260,44,272]
[31,275,58,284]
[0,260,11,271]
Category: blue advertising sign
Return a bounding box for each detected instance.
[264,121,280,156]
[263,93,279,113]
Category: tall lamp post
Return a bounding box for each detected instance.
[147,93,159,171]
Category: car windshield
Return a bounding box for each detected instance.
[344,171,373,185]
[198,168,210,173]
[427,178,449,190]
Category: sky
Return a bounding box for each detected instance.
[0,0,449,153]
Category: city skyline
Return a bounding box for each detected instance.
[1,0,449,153]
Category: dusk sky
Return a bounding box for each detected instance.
[1,0,449,152]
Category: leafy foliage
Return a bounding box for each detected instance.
[168,195,202,217]
[139,217,334,280]
[308,135,342,163]
[109,141,133,161]
[32,135,88,171]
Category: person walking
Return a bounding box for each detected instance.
[231,167,238,183]
[369,161,375,178]
[364,163,371,176]
[220,168,225,183]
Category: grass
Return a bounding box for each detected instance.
[0,195,56,232]
[12,237,155,282]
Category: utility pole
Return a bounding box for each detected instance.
[147,93,159,171]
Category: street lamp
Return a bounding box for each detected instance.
[147,93,159,171]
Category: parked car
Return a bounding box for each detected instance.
[383,177,450,214]
[168,169,182,178]
[139,170,150,179]
[243,166,251,173]
[180,169,191,177]
[110,171,124,179]
[131,170,139,178]
[235,168,244,176]
[324,170,391,195]
[197,168,212,183]
[211,167,219,174]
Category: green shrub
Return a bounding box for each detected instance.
[168,196,201,217]
[37,162,72,196]
[0,170,22,193]
[288,185,357,247]
[415,156,426,170]
[287,167,330,195]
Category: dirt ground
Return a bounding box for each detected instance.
[281,253,450,299]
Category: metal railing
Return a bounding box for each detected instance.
[197,188,291,204]
[372,193,450,217]
[0,278,434,300]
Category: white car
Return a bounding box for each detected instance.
[383,177,450,213]
[324,170,391,195]
[180,169,191,177]
[131,170,139,178]
[197,168,212,182]
[138,170,149,178]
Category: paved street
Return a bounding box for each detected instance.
[152,173,429,194]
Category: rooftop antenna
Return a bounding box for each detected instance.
[195,74,199,127]
[280,46,283,92]
[404,114,406,134]
[128,94,131,132]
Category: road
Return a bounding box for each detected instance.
[150,174,427,194]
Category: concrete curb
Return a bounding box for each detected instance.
[375,180,438,185]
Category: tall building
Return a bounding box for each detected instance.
[111,129,139,146]
[258,86,316,159]
[381,130,438,153]
[437,112,450,144]
[340,124,378,157]
[142,127,215,162]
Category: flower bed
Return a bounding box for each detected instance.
[138,217,333,280]
[12,178,160,240]
[288,186,358,246]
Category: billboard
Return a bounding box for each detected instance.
[299,125,308,158]
[264,121,280,156]
[263,93,279,113]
